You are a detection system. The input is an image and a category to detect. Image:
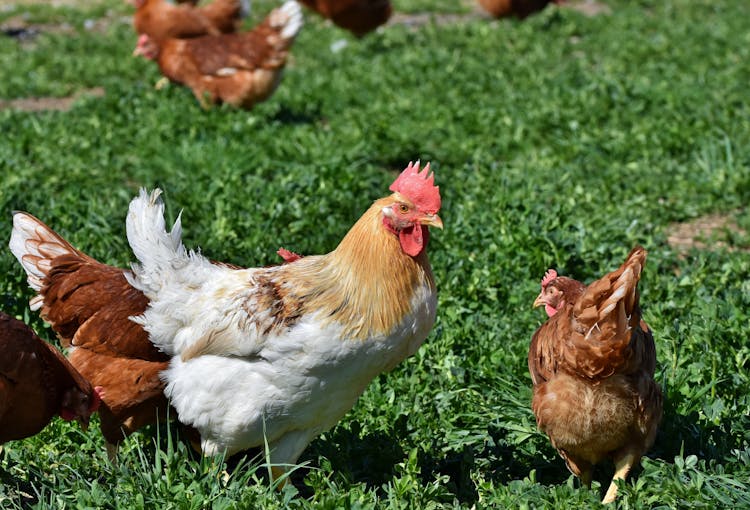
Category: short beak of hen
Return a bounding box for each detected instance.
[533,292,545,309]
[420,213,443,229]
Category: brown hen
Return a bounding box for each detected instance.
[0,311,100,444]
[132,0,248,46]
[299,0,391,36]
[477,0,560,19]
[529,247,663,504]
[9,213,177,458]
[134,1,302,109]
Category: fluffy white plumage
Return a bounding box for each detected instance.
[125,189,438,468]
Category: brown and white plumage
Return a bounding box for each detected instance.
[529,247,663,504]
[135,1,302,109]
[9,213,173,455]
[0,311,100,444]
[120,162,442,479]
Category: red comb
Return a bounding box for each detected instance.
[389,161,441,214]
[277,247,302,263]
[541,269,557,288]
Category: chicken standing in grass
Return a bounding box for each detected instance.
[529,248,663,504]
[0,311,101,444]
[9,214,182,458]
[134,1,302,109]
[132,0,248,46]
[299,0,391,36]
[119,161,441,480]
[477,0,560,19]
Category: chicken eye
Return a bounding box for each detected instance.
[398,204,409,214]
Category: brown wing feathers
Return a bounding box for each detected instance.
[10,212,171,446]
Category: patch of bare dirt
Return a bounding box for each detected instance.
[389,0,608,28]
[0,87,105,112]
[1,21,77,40]
[388,11,484,29]
[562,0,611,17]
[667,211,749,253]
[1,9,130,42]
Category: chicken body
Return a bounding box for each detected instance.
[133,0,247,46]
[529,248,662,504]
[122,162,442,476]
[299,0,391,36]
[138,1,302,109]
[0,311,99,443]
[9,214,174,455]
[477,0,558,19]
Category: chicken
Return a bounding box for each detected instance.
[109,161,439,481]
[9,213,177,457]
[299,0,391,36]
[477,0,560,19]
[529,247,663,504]
[132,0,248,46]
[0,311,101,444]
[133,1,302,110]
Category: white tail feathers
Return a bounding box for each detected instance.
[9,212,78,310]
[271,0,303,40]
[126,189,188,296]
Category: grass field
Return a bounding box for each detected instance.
[1,0,749,507]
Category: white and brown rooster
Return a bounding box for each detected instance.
[11,161,442,480]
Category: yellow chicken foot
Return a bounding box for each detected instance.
[602,451,637,504]
[106,442,119,462]
[154,77,169,90]
[271,465,289,489]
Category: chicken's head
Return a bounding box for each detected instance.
[533,270,585,317]
[60,385,102,431]
[382,161,443,257]
[133,34,159,60]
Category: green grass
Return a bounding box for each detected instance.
[1,0,749,507]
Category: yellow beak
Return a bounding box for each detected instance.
[533,292,545,309]
[420,213,443,229]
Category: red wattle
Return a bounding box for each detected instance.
[545,304,557,317]
[399,225,429,257]
[60,408,76,421]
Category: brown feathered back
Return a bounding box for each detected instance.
[153,1,302,109]
[134,0,244,46]
[0,312,96,443]
[10,212,171,447]
[564,247,652,380]
[299,0,391,36]
[477,0,555,18]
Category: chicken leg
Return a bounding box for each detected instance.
[602,451,637,504]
